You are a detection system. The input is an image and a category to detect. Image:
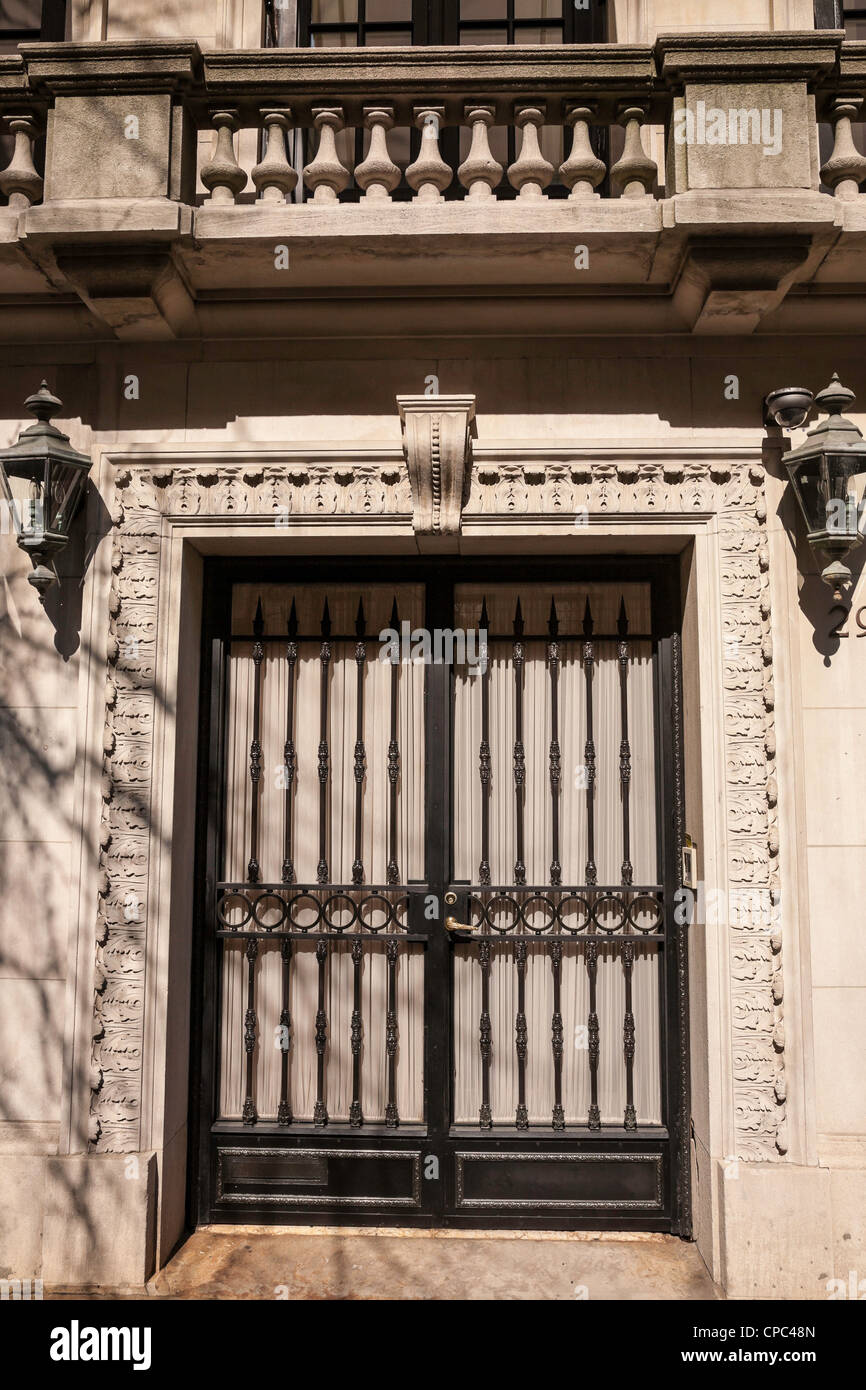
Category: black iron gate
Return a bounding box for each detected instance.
[190,558,690,1232]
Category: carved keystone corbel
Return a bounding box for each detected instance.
[397,394,476,541]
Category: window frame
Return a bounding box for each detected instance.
[0,0,65,42]
[291,0,608,49]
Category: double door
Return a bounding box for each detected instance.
[192,559,689,1230]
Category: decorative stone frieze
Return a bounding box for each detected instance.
[90,448,785,1162]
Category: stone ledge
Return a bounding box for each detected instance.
[192,198,666,241]
[23,198,191,240]
[665,190,840,231]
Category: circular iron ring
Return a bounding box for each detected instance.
[591,894,628,935]
[322,893,359,933]
[556,894,593,935]
[252,891,289,931]
[357,893,395,934]
[627,894,664,935]
[287,893,324,930]
[478,894,520,934]
[217,891,253,929]
[519,895,557,935]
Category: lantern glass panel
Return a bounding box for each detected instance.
[0,462,46,539]
[48,462,86,534]
[790,459,824,532]
[823,452,862,501]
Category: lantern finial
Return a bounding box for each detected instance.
[24,381,62,423]
[814,373,856,419]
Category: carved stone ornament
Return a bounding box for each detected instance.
[397,394,476,539]
[91,442,785,1164]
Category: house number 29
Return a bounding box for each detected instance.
[828,605,866,640]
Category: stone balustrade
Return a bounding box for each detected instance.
[1,35,864,218]
[198,94,660,206]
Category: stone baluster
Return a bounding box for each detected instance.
[458,105,502,200]
[820,96,866,200]
[355,107,401,202]
[302,107,350,203]
[507,106,554,199]
[201,110,247,204]
[405,107,451,203]
[252,108,298,203]
[0,114,43,209]
[610,104,656,198]
[559,104,605,200]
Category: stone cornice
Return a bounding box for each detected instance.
[19,40,203,95]
[101,440,765,470]
[655,30,842,85]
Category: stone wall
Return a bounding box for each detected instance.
[0,338,864,1295]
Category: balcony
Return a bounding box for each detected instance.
[0,32,865,338]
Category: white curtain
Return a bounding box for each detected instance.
[217,580,662,1129]
[452,583,661,1125]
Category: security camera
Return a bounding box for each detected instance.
[764,387,814,430]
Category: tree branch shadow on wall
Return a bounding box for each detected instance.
[0,485,177,1284]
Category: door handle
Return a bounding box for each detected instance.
[445,916,475,933]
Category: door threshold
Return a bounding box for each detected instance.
[199,1222,673,1243]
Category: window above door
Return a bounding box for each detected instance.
[286,0,609,47]
[0,0,65,51]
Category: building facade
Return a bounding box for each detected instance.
[1,0,865,1297]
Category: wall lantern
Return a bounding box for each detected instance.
[0,382,92,599]
[765,373,866,599]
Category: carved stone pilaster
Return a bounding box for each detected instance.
[397,394,476,543]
